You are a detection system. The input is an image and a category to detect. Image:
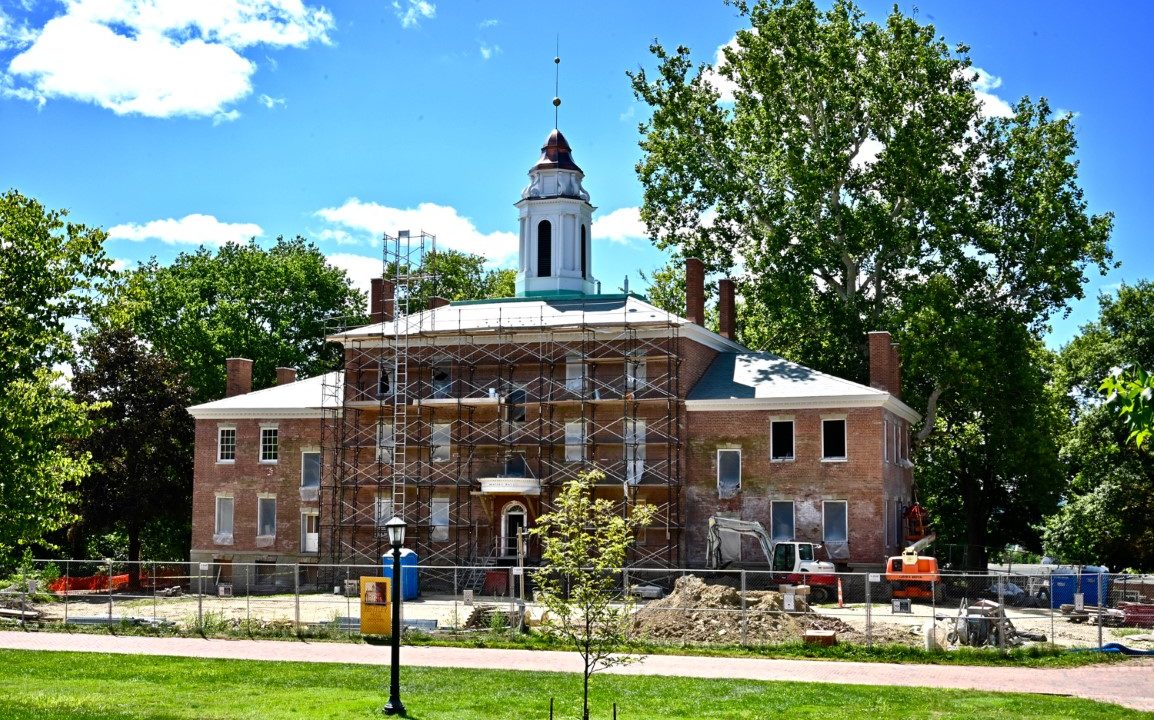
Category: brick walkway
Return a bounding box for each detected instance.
[1,631,1151,712]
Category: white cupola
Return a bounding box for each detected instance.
[514,129,598,297]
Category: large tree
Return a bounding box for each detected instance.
[0,189,114,568]
[1043,282,1154,569]
[112,236,366,403]
[631,0,1112,568]
[71,328,195,572]
[386,248,515,311]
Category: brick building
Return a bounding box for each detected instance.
[187,126,919,580]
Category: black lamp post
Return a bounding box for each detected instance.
[383,515,407,716]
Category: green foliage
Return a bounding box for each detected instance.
[1043,282,1154,569]
[387,248,515,309]
[0,190,114,570]
[110,236,365,403]
[70,327,195,563]
[629,0,1112,567]
[1101,366,1154,449]
[530,469,654,720]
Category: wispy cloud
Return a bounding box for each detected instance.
[213,109,241,125]
[259,93,286,109]
[392,0,435,29]
[593,207,649,245]
[479,43,501,61]
[108,213,263,246]
[315,198,517,265]
[325,252,384,304]
[478,18,498,29]
[3,0,333,119]
[971,67,1014,119]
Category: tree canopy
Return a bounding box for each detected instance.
[386,248,515,311]
[630,0,1113,567]
[0,189,114,568]
[111,236,366,404]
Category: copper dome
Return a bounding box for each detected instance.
[531,129,583,173]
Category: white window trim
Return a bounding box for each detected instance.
[716,447,742,495]
[377,422,395,464]
[565,354,587,394]
[217,425,237,464]
[256,493,277,538]
[431,423,452,463]
[259,424,279,464]
[769,417,795,462]
[430,497,450,542]
[820,416,848,463]
[822,499,849,544]
[565,420,586,462]
[300,449,321,488]
[884,419,891,464]
[500,501,528,558]
[214,494,235,544]
[300,510,320,553]
[770,500,795,542]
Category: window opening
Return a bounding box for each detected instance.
[217,427,236,462]
[259,427,278,462]
[431,423,451,462]
[257,496,276,537]
[301,451,321,487]
[580,224,587,279]
[431,364,452,399]
[822,418,847,460]
[625,418,646,485]
[565,355,586,394]
[770,501,794,542]
[215,497,234,539]
[377,422,394,464]
[770,420,794,461]
[501,503,527,557]
[717,448,741,498]
[565,420,585,462]
[537,220,552,276]
[301,512,319,553]
[430,498,450,542]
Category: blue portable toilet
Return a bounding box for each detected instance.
[382,548,420,601]
[1050,566,1109,608]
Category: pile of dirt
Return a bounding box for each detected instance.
[631,576,913,646]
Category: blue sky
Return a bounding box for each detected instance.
[2,1,1150,348]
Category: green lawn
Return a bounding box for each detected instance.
[0,649,1147,720]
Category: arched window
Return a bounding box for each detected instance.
[580,224,587,279]
[537,220,552,277]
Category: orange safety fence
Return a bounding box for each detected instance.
[49,574,130,592]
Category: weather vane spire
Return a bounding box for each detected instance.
[553,38,561,129]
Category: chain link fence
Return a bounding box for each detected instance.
[2,560,1151,651]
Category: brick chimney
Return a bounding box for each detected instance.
[428,295,450,310]
[370,278,396,323]
[685,257,705,326]
[718,278,736,341]
[225,358,253,397]
[276,367,297,385]
[868,331,902,400]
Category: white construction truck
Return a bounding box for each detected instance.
[705,516,839,603]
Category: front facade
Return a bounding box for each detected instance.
[187,127,919,582]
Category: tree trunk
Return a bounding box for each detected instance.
[958,469,990,572]
[127,526,142,590]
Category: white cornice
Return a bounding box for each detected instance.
[188,409,331,420]
[687,394,921,423]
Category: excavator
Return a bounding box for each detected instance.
[705,516,839,603]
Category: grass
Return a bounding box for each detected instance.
[0,649,1148,720]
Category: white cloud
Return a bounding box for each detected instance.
[325,252,383,304]
[315,227,362,246]
[703,34,745,103]
[971,66,1014,119]
[259,93,285,108]
[479,43,500,61]
[4,0,333,118]
[851,136,884,170]
[108,213,263,246]
[478,18,498,29]
[0,6,38,51]
[213,108,241,125]
[392,0,435,29]
[315,198,517,265]
[593,207,648,245]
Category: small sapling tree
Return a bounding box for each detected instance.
[530,469,654,720]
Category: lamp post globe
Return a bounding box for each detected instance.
[383,516,407,716]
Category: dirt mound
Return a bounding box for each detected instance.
[631,576,919,646]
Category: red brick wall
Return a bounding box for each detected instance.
[685,405,903,569]
[191,416,322,562]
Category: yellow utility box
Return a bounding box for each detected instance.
[359,576,392,635]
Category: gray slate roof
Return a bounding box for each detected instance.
[689,351,889,402]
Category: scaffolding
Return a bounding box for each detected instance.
[322,234,685,569]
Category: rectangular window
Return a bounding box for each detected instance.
[214,496,234,537]
[377,422,394,464]
[504,387,527,424]
[565,355,586,394]
[430,498,450,542]
[301,451,321,487]
[626,356,646,393]
[884,419,891,463]
[431,364,452,399]
[717,448,741,499]
[770,419,794,461]
[823,500,848,543]
[821,418,847,461]
[260,426,279,462]
[257,496,276,537]
[377,361,392,397]
[375,494,393,527]
[431,423,451,462]
[625,418,646,485]
[301,512,319,553]
[565,421,585,462]
[217,427,236,462]
[770,500,795,541]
